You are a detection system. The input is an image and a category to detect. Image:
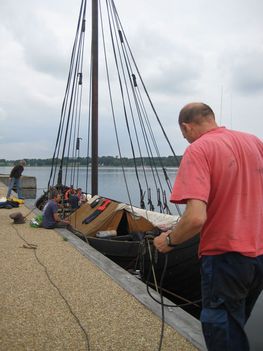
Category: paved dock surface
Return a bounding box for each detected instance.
[0,183,202,350]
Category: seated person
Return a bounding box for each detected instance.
[76,188,82,200]
[42,189,70,229]
[64,185,75,201]
[68,190,79,209]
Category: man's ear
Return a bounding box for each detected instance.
[181,122,190,133]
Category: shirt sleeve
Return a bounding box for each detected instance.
[10,166,18,178]
[51,202,58,214]
[170,145,211,204]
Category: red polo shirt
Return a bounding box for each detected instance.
[171,127,263,257]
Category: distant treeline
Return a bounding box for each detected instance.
[0,156,182,167]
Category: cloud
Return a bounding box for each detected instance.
[0,0,262,160]
[125,27,204,96]
[218,45,263,96]
[231,49,263,94]
[0,107,7,122]
[0,0,75,79]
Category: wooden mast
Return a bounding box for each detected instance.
[91,0,99,196]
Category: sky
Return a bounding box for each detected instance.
[0,0,263,160]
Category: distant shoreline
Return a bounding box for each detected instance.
[0,155,182,168]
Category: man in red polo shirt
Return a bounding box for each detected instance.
[154,102,263,351]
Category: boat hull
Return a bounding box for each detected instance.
[86,233,201,318]
[87,235,142,270]
[141,234,201,317]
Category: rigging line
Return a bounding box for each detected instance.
[109,1,170,215]
[58,1,87,183]
[106,7,141,171]
[118,69,150,192]
[146,281,201,307]
[111,2,180,167]
[113,55,162,199]
[64,18,86,183]
[71,88,80,186]
[145,242,201,308]
[144,243,201,351]
[135,93,180,215]
[146,283,202,308]
[107,5,146,204]
[48,0,87,189]
[71,91,79,185]
[70,26,86,187]
[115,30,152,199]
[146,239,159,293]
[85,65,92,194]
[112,9,152,193]
[11,225,91,351]
[133,99,160,193]
[158,254,167,351]
[67,86,79,186]
[70,59,84,186]
[85,26,93,195]
[118,37,158,174]
[133,89,166,198]
[129,75,171,213]
[128,74,180,214]
[84,9,93,195]
[162,190,171,215]
[136,88,166,170]
[111,62,161,206]
[62,23,86,186]
[75,48,85,188]
[110,6,156,205]
[144,238,165,351]
[102,0,134,212]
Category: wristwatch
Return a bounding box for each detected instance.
[166,233,177,247]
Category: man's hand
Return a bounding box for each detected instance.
[154,199,206,253]
[153,230,174,253]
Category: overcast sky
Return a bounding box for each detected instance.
[0,0,262,160]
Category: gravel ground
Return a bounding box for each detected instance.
[0,184,197,351]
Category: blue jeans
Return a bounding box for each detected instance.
[6,177,23,198]
[200,253,263,351]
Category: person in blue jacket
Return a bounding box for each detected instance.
[6,160,26,199]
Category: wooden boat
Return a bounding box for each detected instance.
[36,0,201,317]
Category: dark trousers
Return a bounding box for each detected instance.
[200,253,263,351]
[43,222,68,229]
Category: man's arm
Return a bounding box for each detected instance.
[153,199,207,253]
[53,212,70,224]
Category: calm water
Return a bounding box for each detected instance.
[0,165,262,349]
[0,165,180,214]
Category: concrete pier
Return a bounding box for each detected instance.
[0,174,36,199]
[0,181,206,350]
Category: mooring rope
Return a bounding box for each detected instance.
[11,224,91,351]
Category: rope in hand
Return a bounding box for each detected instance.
[11,224,91,351]
[145,237,201,351]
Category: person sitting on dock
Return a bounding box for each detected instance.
[154,102,263,351]
[6,160,26,199]
[42,189,70,229]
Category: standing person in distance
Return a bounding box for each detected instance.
[154,102,263,351]
[6,159,26,199]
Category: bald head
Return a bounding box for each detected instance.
[178,103,218,143]
[178,103,215,126]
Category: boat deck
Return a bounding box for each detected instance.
[0,182,205,350]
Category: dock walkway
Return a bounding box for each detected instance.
[0,182,205,350]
